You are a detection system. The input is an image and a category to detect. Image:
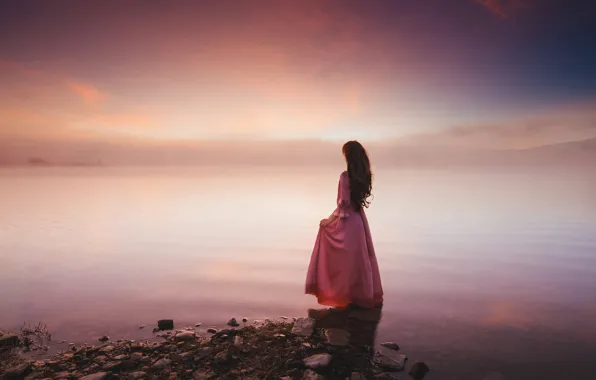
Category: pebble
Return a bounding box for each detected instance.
[98,335,109,343]
[175,331,196,342]
[234,335,243,346]
[227,318,240,327]
[194,323,202,327]
[373,353,407,371]
[152,358,172,370]
[292,317,315,337]
[128,371,147,379]
[80,373,108,380]
[242,317,248,323]
[207,328,218,334]
[139,325,147,329]
[303,353,332,369]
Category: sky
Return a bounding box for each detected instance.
[1,0,596,163]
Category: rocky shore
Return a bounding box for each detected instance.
[1,308,429,380]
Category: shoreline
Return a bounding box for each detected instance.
[1,308,430,380]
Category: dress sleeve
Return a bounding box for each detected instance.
[332,171,351,218]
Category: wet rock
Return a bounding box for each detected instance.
[98,345,114,353]
[192,370,215,380]
[130,352,143,361]
[80,373,108,380]
[139,325,146,329]
[302,369,326,380]
[196,347,214,360]
[242,317,248,323]
[128,372,147,380]
[112,354,128,360]
[194,323,202,327]
[151,358,172,370]
[157,319,174,330]
[373,353,407,371]
[323,328,350,346]
[174,331,196,342]
[121,359,137,371]
[233,335,243,346]
[303,353,332,369]
[292,318,315,337]
[102,361,121,371]
[351,373,367,380]
[98,335,109,343]
[280,377,293,380]
[0,333,19,347]
[380,342,400,351]
[206,328,217,334]
[3,363,32,379]
[214,350,231,365]
[227,318,240,327]
[409,362,430,380]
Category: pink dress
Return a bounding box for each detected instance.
[305,171,384,308]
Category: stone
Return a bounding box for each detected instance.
[128,372,147,380]
[233,335,243,346]
[121,359,137,371]
[80,373,108,380]
[227,318,240,327]
[130,352,143,361]
[3,363,32,379]
[242,317,248,323]
[323,328,350,346]
[292,318,315,337]
[98,335,109,343]
[409,362,430,380]
[139,325,147,329]
[193,370,215,380]
[373,353,407,371]
[98,345,114,353]
[302,369,326,380]
[194,323,202,327]
[157,319,174,330]
[102,361,121,371]
[112,354,128,360]
[0,333,19,347]
[214,350,231,365]
[303,353,332,369]
[280,377,292,380]
[196,347,214,360]
[351,373,367,380]
[380,342,400,351]
[174,331,196,342]
[206,328,218,334]
[152,358,172,370]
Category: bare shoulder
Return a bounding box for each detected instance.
[340,171,348,179]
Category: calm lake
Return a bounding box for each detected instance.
[1,166,596,379]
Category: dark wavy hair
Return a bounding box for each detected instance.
[342,140,373,209]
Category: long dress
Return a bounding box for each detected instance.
[305,171,384,308]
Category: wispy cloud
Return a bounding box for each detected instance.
[67,81,107,106]
[404,100,596,149]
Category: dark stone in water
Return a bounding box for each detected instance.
[380,342,400,351]
[409,362,430,380]
[207,328,218,334]
[157,320,174,330]
[227,318,240,327]
[99,335,109,343]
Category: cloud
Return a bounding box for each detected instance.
[474,0,536,19]
[67,81,107,106]
[403,100,596,149]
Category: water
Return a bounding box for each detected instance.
[1,166,596,379]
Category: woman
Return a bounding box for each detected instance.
[305,141,383,309]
